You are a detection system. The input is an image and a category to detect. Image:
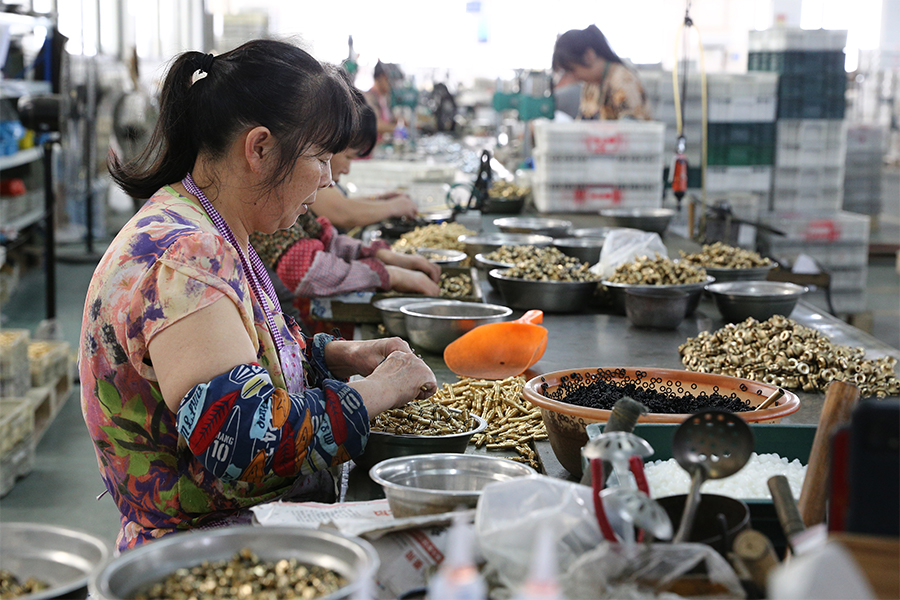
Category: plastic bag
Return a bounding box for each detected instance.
[475,476,745,599]
[591,229,668,280]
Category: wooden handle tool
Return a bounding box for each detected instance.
[798,380,860,528]
[732,528,779,592]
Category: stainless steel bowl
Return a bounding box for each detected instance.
[602,276,716,316]
[0,522,110,600]
[373,296,427,338]
[415,247,467,267]
[703,264,776,283]
[490,269,599,313]
[571,226,616,240]
[473,253,513,291]
[552,237,604,266]
[355,413,488,470]
[597,208,675,235]
[624,288,691,329]
[369,453,536,518]
[90,526,379,600]
[706,281,808,323]
[493,217,572,238]
[459,233,553,257]
[401,300,513,353]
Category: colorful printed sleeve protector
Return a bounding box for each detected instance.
[79,187,370,552]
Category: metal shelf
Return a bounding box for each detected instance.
[0,147,43,170]
[0,206,45,237]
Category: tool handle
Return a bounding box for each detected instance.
[516,310,543,325]
[768,475,806,542]
[798,380,860,527]
[732,529,779,592]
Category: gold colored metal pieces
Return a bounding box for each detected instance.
[607,254,708,285]
[679,242,772,269]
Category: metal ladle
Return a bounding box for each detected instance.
[672,409,754,544]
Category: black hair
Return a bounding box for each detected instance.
[552,25,624,72]
[373,60,386,79]
[349,89,378,158]
[110,39,358,199]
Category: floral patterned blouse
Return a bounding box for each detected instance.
[79,186,370,552]
[579,62,652,121]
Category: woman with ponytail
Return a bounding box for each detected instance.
[552,25,652,120]
[82,39,436,551]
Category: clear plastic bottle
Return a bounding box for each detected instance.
[511,524,567,600]
[426,513,487,600]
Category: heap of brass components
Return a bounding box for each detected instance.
[132,548,347,600]
[606,254,708,285]
[679,315,900,397]
[391,223,475,254]
[679,242,772,269]
[430,376,546,470]
[371,400,476,436]
[439,272,473,297]
[501,247,599,282]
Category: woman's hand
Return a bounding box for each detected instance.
[377,192,418,221]
[347,350,437,416]
[323,337,415,379]
[376,250,441,282]
[384,266,441,295]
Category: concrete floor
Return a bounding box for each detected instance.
[1,169,898,550]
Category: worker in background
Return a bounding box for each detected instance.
[311,100,418,231]
[552,69,584,121]
[552,25,652,120]
[363,60,397,138]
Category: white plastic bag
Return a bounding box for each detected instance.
[591,229,668,280]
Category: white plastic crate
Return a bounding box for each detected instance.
[758,238,868,268]
[829,266,868,292]
[533,181,663,213]
[748,28,847,52]
[708,96,778,123]
[0,329,29,380]
[773,165,846,191]
[532,120,665,156]
[771,187,843,213]
[0,433,35,498]
[775,142,846,168]
[342,160,459,195]
[533,151,664,185]
[777,120,848,149]
[28,340,71,389]
[0,399,34,456]
[705,166,773,194]
[760,210,870,243]
[706,192,762,223]
[845,125,885,152]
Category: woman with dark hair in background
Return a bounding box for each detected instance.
[552,24,651,120]
[83,39,436,551]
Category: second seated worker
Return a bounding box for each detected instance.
[552,24,652,121]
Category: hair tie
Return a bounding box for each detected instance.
[190,53,215,86]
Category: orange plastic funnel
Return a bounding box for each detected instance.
[443,310,548,380]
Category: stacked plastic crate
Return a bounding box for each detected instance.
[530,120,665,213]
[843,125,884,220]
[641,69,779,231]
[750,28,870,315]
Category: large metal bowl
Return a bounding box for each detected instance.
[355,412,488,471]
[401,300,512,353]
[459,233,553,257]
[490,269,599,313]
[523,367,801,476]
[369,453,536,518]
[473,254,514,291]
[597,208,675,235]
[89,526,378,600]
[602,276,716,316]
[703,264,777,283]
[415,247,467,267]
[0,522,110,600]
[706,281,808,323]
[624,288,691,329]
[493,217,572,238]
[552,237,605,266]
[571,226,616,240]
[372,296,427,338]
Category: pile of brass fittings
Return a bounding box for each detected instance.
[391,223,475,254]
[483,244,540,265]
[488,180,530,199]
[606,254,708,285]
[371,400,476,436]
[1,570,49,599]
[501,247,599,282]
[679,242,773,269]
[133,548,347,600]
[440,272,473,297]
[679,315,900,397]
[430,376,546,470]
